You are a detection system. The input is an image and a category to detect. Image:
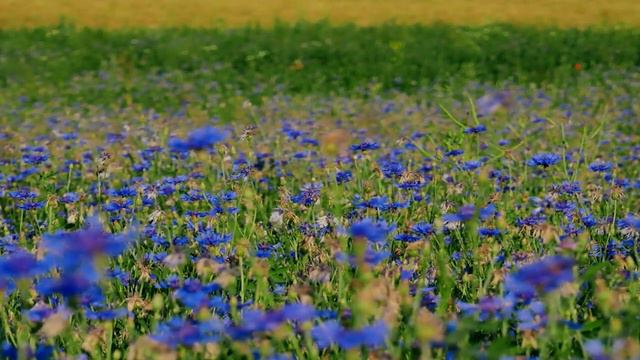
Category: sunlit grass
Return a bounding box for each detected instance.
[0,0,639,29]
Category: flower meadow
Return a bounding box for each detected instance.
[1,50,640,359]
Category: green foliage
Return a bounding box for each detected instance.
[1,22,639,106]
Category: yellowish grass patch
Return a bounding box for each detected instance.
[0,0,638,29]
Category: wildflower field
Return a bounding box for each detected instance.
[1,19,640,360]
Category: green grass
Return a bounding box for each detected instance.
[1,23,639,108]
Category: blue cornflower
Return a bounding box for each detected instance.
[458,296,514,320]
[36,274,93,298]
[41,216,136,279]
[516,213,547,227]
[411,222,434,237]
[365,196,390,211]
[478,228,501,237]
[22,153,49,165]
[151,317,223,348]
[443,204,476,223]
[174,279,218,310]
[462,160,483,171]
[581,213,598,228]
[623,215,640,231]
[168,126,227,152]
[196,230,232,247]
[226,309,283,339]
[256,244,273,258]
[445,149,464,157]
[336,170,352,184]
[291,182,322,206]
[181,190,204,202]
[34,344,55,360]
[59,192,80,204]
[43,216,134,259]
[516,301,547,331]
[552,181,581,195]
[379,160,404,178]
[527,153,561,167]
[363,247,390,265]
[350,141,380,152]
[280,303,317,322]
[394,233,421,242]
[220,191,237,201]
[108,267,131,285]
[103,199,132,212]
[463,124,487,134]
[311,320,341,349]
[312,320,388,350]
[85,308,130,321]
[479,203,498,220]
[505,256,574,298]
[24,302,55,322]
[16,201,45,211]
[341,321,388,349]
[108,187,137,198]
[0,250,49,280]
[350,218,394,243]
[8,189,37,200]
[588,160,613,173]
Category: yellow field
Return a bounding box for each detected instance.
[0,0,638,28]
